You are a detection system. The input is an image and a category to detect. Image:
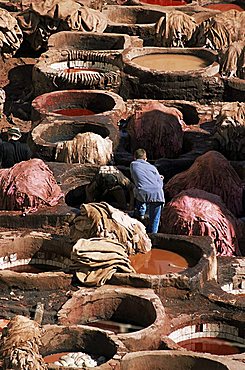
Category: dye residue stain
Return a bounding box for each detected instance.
[7,264,59,273]
[86,320,143,334]
[129,248,191,275]
[140,0,186,4]
[178,337,244,355]
[0,319,9,332]
[132,54,209,72]
[205,3,244,11]
[64,68,102,74]
[53,108,95,116]
[44,352,71,364]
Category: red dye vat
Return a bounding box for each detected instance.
[129,248,193,275]
[178,337,244,355]
[140,0,186,5]
[8,264,59,273]
[53,108,95,116]
[44,352,71,364]
[205,3,244,11]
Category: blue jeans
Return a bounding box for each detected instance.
[135,200,163,233]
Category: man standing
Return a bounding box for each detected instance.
[0,127,32,168]
[130,148,165,233]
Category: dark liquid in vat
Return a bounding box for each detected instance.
[132,54,209,71]
[179,337,244,355]
[44,352,71,364]
[53,108,95,116]
[86,320,144,334]
[8,264,59,273]
[129,248,192,275]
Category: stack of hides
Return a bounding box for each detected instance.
[70,202,152,255]
[71,237,135,286]
[0,9,23,58]
[17,0,107,50]
[127,102,184,160]
[0,315,47,370]
[0,159,63,213]
[161,188,242,256]
[165,150,244,216]
[55,132,113,165]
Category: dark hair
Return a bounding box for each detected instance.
[134,148,147,159]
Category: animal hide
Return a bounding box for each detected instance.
[55,132,113,165]
[213,103,245,161]
[127,102,184,160]
[0,158,63,213]
[17,0,107,50]
[219,41,245,79]
[160,188,242,256]
[0,315,47,370]
[165,150,244,216]
[71,237,135,286]
[155,11,197,47]
[0,9,23,58]
[194,10,245,50]
[70,202,152,255]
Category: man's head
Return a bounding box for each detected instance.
[134,148,147,160]
[7,127,22,141]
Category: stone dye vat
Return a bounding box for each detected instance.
[121,47,222,101]
[120,351,241,370]
[32,50,121,96]
[102,6,166,45]
[110,234,216,291]
[58,286,166,351]
[30,119,117,163]
[31,90,126,125]
[48,31,143,52]
[168,318,245,357]
[225,77,245,102]
[0,231,72,290]
[41,325,123,369]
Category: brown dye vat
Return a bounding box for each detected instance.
[86,320,144,334]
[178,337,244,355]
[132,54,209,71]
[44,352,70,364]
[205,3,244,11]
[7,264,59,273]
[64,68,102,74]
[53,108,95,116]
[129,248,192,275]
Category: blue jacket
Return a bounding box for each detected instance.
[130,159,165,203]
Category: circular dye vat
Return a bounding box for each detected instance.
[178,337,245,355]
[132,54,209,72]
[53,108,95,116]
[205,3,244,11]
[7,264,60,273]
[129,249,193,275]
